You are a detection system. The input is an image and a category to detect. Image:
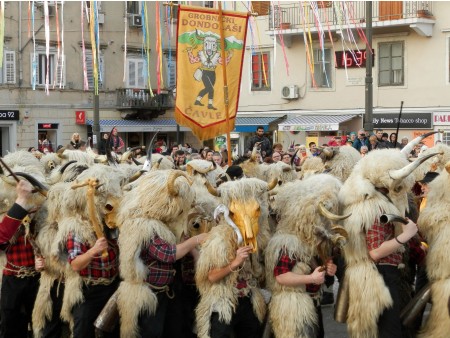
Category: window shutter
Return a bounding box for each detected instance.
[4,51,16,84]
[86,53,104,89]
[30,53,39,86]
[251,2,270,16]
[55,54,66,87]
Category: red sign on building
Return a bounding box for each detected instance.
[76,111,86,124]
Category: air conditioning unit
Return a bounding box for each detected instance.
[129,14,142,28]
[281,85,299,99]
[98,13,105,25]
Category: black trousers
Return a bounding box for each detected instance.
[42,280,65,338]
[0,274,39,338]
[137,291,172,338]
[72,280,120,338]
[210,296,262,338]
[377,265,403,338]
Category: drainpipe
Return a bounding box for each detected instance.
[18,2,22,86]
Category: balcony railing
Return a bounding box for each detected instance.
[269,1,434,30]
[116,88,174,110]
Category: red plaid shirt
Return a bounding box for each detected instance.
[140,235,177,287]
[366,219,402,266]
[3,229,36,276]
[274,252,320,294]
[66,232,118,280]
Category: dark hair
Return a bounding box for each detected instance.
[308,142,316,147]
[28,147,35,152]
[175,150,185,156]
[256,126,264,131]
[382,133,389,138]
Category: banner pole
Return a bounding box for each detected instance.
[218,3,232,167]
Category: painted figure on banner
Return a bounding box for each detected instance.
[187,30,233,110]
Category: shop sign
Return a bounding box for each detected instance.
[372,113,431,129]
[38,123,59,129]
[76,111,86,124]
[433,112,450,125]
[0,110,19,120]
[279,124,339,132]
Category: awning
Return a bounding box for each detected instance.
[278,115,358,132]
[86,119,191,133]
[234,115,285,132]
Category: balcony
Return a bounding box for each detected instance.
[116,88,174,112]
[268,1,435,39]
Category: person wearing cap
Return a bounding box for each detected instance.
[216,165,244,186]
[418,171,439,211]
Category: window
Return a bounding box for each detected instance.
[251,1,270,15]
[203,1,214,8]
[312,48,332,88]
[85,51,104,89]
[127,1,141,14]
[164,52,176,89]
[0,51,16,84]
[251,52,270,91]
[443,131,450,146]
[31,51,65,87]
[378,41,404,86]
[126,57,146,88]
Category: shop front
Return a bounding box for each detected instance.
[372,112,434,147]
[433,112,450,145]
[0,110,19,156]
[277,114,361,148]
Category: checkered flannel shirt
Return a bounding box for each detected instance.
[366,219,402,266]
[274,252,320,294]
[66,232,118,280]
[140,235,177,288]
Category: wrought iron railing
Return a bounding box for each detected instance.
[116,88,174,110]
[268,1,434,30]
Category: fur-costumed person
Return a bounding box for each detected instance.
[52,164,129,338]
[416,161,450,338]
[0,151,48,338]
[265,174,347,338]
[195,177,277,338]
[116,170,207,338]
[338,148,438,338]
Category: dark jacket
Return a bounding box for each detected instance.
[352,137,369,152]
[246,135,272,157]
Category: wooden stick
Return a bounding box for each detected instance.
[0,158,20,183]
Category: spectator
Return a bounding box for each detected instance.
[184,143,192,154]
[375,129,390,149]
[348,132,357,144]
[345,141,353,146]
[170,145,180,158]
[360,145,369,157]
[389,133,401,149]
[174,150,186,168]
[294,144,310,167]
[368,135,379,151]
[281,153,292,165]
[110,127,124,153]
[205,149,214,162]
[327,136,343,147]
[27,147,36,152]
[246,126,272,158]
[272,152,281,163]
[309,142,319,156]
[219,145,228,165]
[67,133,82,150]
[99,133,109,155]
[212,152,223,167]
[272,143,284,155]
[352,129,369,152]
[255,152,263,164]
[400,137,409,149]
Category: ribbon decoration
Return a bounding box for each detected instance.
[0,1,4,67]
[88,0,98,94]
[123,0,127,83]
[44,0,50,94]
[31,1,36,90]
[142,1,154,97]
[53,1,60,88]
[81,1,89,90]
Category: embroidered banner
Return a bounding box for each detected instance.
[176,5,248,141]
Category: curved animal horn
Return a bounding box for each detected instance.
[380,214,408,225]
[389,152,440,180]
[56,146,67,159]
[401,131,439,156]
[152,157,164,171]
[318,202,351,221]
[128,170,144,183]
[59,160,77,173]
[195,29,204,41]
[267,178,279,191]
[119,146,143,164]
[168,171,192,197]
[331,225,349,239]
[14,172,48,197]
[0,174,16,186]
[205,180,220,197]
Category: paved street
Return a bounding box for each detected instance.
[322,304,348,338]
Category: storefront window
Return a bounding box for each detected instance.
[442,131,450,145]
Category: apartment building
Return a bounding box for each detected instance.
[0,1,185,156]
[234,1,450,150]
